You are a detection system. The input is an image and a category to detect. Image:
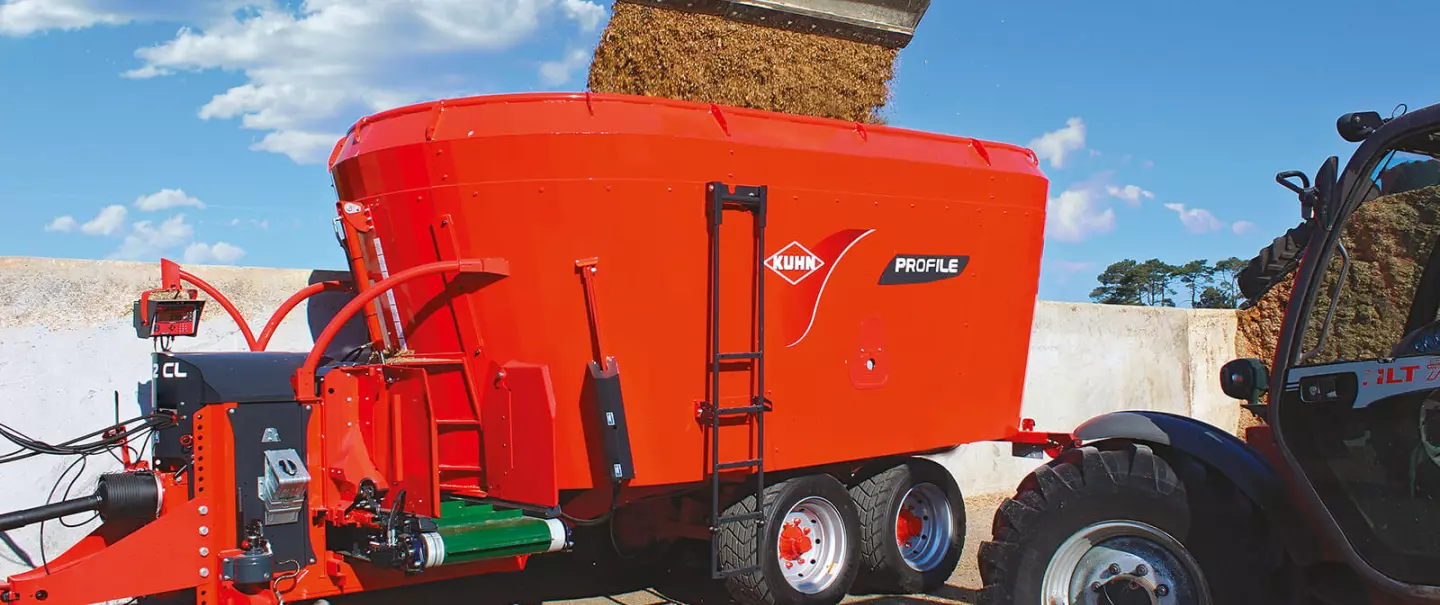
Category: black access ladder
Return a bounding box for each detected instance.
[703,182,771,579]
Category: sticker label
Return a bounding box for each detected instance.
[765,241,826,285]
[878,254,970,285]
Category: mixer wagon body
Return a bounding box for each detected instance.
[326,92,1049,497]
[0,92,1053,605]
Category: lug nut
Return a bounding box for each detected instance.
[1155,584,1170,597]
[1107,563,1121,575]
[1090,581,1101,592]
[1134,563,1148,577]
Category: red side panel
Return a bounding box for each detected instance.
[328,92,1049,494]
[482,362,559,507]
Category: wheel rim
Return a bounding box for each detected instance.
[1040,520,1210,605]
[894,482,953,572]
[775,496,848,594]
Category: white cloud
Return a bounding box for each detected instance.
[1232,220,1257,234]
[249,130,342,165]
[134,188,205,211]
[1047,187,1115,243]
[1105,184,1155,207]
[45,216,79,232]
[539,48,592,86]
[110,214,195,260]
[1165,202,1223,234]
[0,0,131,35]
[561,0,604,30]
[1048,259,1093,283]
[81,205,128,236]
[1028,118,1086,169]
[120,0,606,164]
[0,0,231,37]
[183,241,246,264]
[228,218,269,230]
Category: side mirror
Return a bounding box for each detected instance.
[1337,111,1386,143]
[1220,358,1269,402]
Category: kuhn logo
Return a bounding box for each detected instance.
[765,242,825,285]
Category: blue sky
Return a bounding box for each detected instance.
[2,0,1438,304]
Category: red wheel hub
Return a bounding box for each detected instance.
[778,518,814,568]
[897,504,924,548]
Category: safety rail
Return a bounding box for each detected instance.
[291,259,510,401]
[147,259,355,352]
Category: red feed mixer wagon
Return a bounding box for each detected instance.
[0,92,1058,605]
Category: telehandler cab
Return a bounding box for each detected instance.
[979,102,1440,605]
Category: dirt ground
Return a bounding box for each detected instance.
[327,493,1006,605]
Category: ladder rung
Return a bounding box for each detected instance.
[717,511,764,525]
[718,352,762,361]
[715,405,765,416]
[717,458,761,470]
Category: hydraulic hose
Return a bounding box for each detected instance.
[0,472,161,533]
[0,495,103,533]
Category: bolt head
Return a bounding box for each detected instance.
[200,547,210,556]
[199,505,209,516]
[199,526,209,536]
[199,568,210,578]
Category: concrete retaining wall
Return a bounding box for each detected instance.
[0,256,1240,577]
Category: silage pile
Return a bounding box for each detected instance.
[587,2,900,123]
[1236,185,1440,377]
[1233,184,1440,434]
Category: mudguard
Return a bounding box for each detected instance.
[1072,410,1319,563]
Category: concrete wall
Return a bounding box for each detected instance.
[928,302,1239,496]
[0,256,1240,577]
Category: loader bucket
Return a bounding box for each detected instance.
[615,0,931,48]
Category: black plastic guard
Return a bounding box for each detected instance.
[588,358,635,482]
[228,402,315,567]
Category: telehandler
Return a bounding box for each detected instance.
[978,102,1440,605]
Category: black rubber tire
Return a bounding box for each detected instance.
[1238,220,1315,305]
[719,474,863,605]
[976,441,1297,605]
[848,460,965,594]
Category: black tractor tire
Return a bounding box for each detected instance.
[718,474,863,605]
[1238,220,1315,306]
[848,460,965,594]
[977,441,1297,605]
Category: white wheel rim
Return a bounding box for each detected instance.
[895,482,953,572]
[1040,520,1210,605]
[775,496,848,594]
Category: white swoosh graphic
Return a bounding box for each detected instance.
[786,229,876,348]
